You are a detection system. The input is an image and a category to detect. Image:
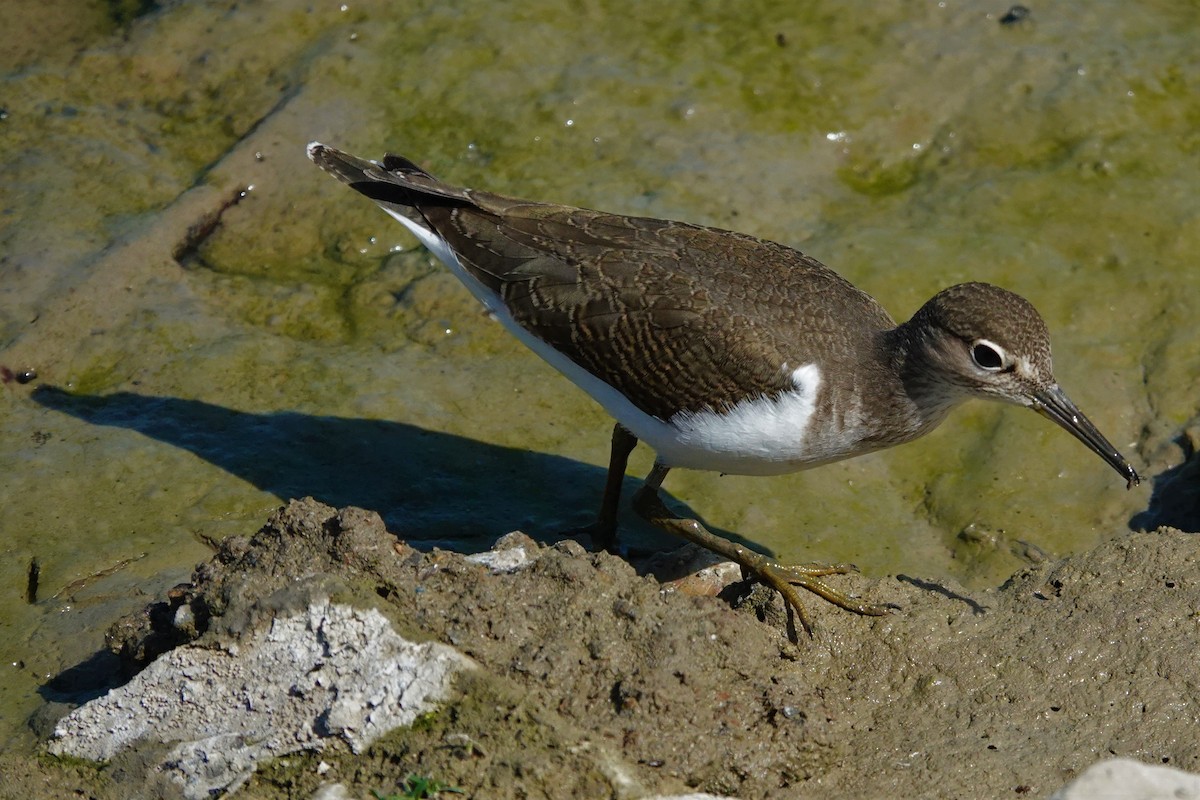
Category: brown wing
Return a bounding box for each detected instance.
[423,197,893,420]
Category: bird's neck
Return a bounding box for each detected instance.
[879,322,968,433]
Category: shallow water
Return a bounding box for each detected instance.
[1,0,1196,748]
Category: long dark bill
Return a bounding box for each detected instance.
[1033,384,1140,489]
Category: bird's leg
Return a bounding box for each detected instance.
[631,462,893,636]
[591,424,639,553]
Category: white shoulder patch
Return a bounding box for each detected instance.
[647,364,824,475]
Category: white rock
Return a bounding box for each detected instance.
[466,544,531,573]
[50,598,474,799]
[1050,758,1200,800]
[311,783,352,800]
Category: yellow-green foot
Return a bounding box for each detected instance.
[751,559,896,636]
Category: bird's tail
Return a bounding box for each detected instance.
[306,142,472,230]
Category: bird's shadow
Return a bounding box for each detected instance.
[27,386,763,714]
[30,386,754,556]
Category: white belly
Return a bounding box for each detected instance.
[643,364,840,475]
[387,210,853,476]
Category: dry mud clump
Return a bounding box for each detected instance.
[49,499,1200,798]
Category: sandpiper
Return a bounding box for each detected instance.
[308,142,1139,634]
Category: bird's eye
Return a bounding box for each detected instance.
[971,341,1005,371]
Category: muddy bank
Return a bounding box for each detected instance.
[11,498,1197,799]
